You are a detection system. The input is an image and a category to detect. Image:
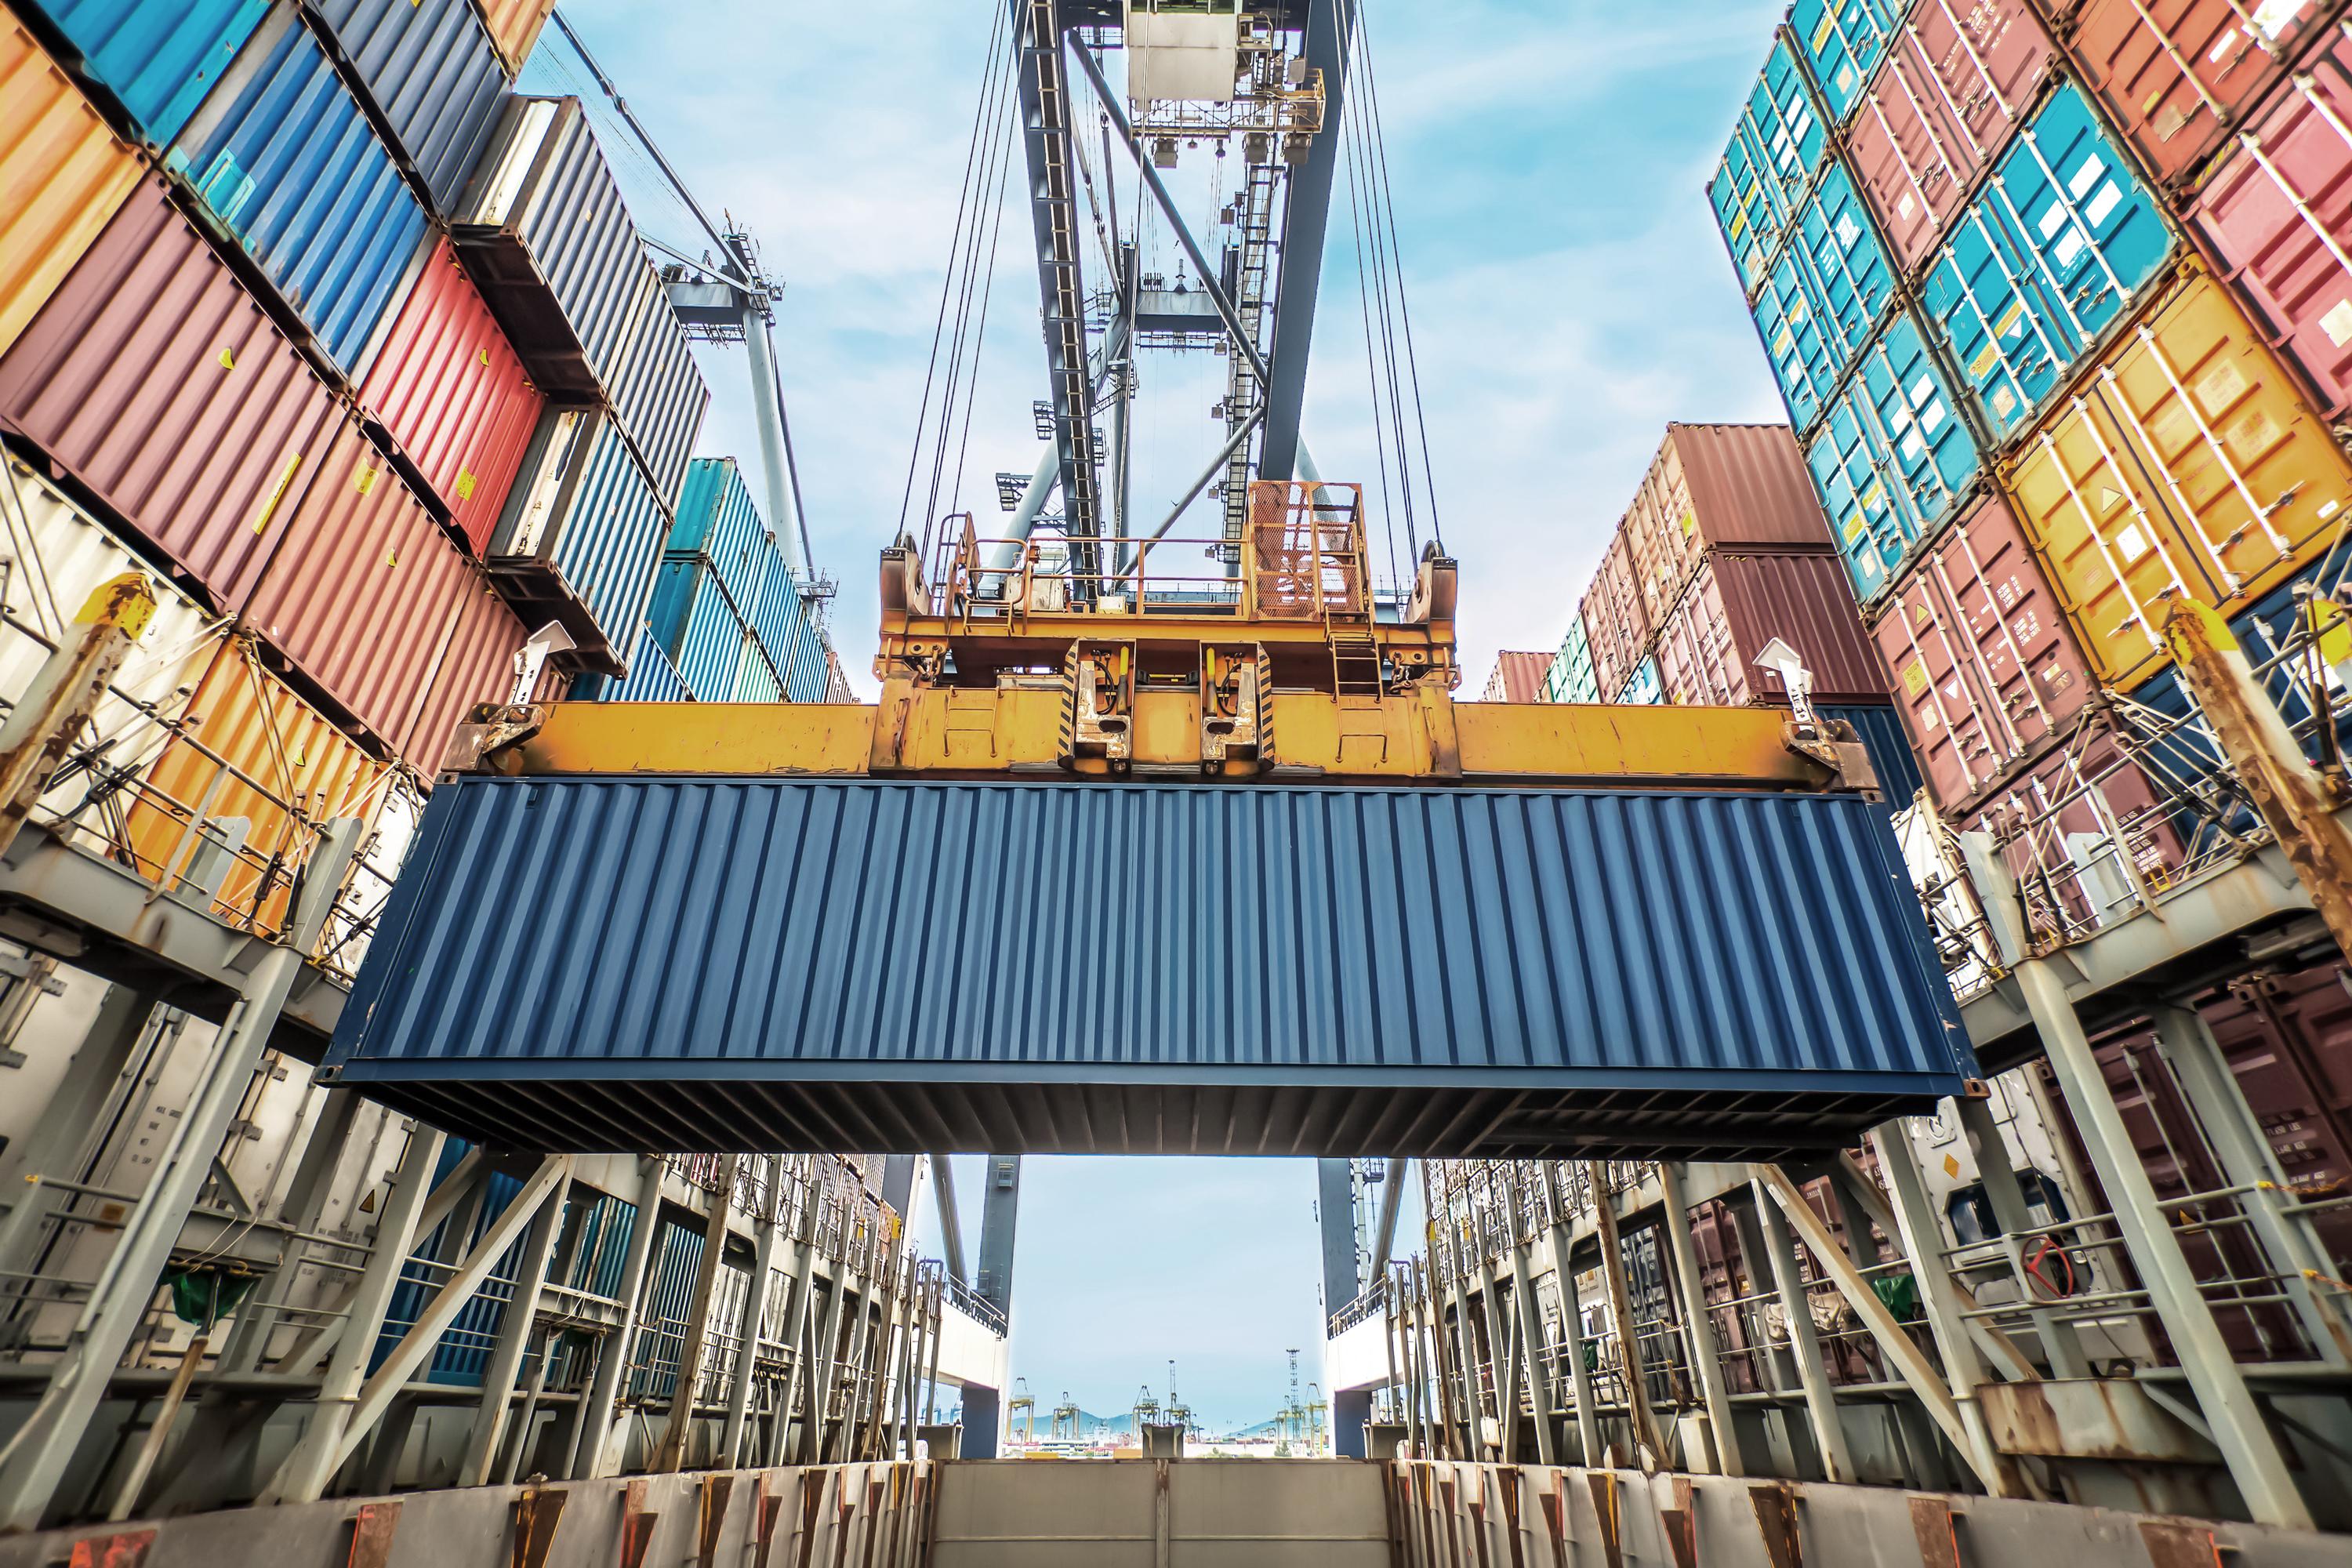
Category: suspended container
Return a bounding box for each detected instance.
[486,405,668,673]
[1623,423,1837,626]
[2187,32,2352,423]
[18,0,267,147]
[2054,0,2332,188]
[0,16,144,362]
[1871,491,2098,815]
[0,180,345,614]
[1482,652,1552,704]
[358,238,545,550]
[603,265,708,503]
[244,419,524,766]
[1650,552,1887,708]
[1918,80,2176,441]
[306,0,508,216]
[323,776,1977,1159]
[1843,0,2056,276]
[164,9,434,383]
[1545,613,1598,704]
[1615,655,1663,706]
[670,458,772,608]
[1999,264,2352,691]
[1786,0,1900,125]
[1710,36,1828,299]
[1806,309,1984,607]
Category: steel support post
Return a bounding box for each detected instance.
[722,1208,785,1467]
[1748,1177,1856,1483]
[2151,1005,2352,1365]
[1475,1259,1518,1458]
[742,303,808,578]
[568,1157,662,1480]
[1505,1236,1559,1465]
[1541,1167,1602,1468]
[962,1156,1020,1458]
[803,1254,853,1464]
[0,818,361,1531]
[767,1227,822,1466]
[652,1155,738,1473]
[1951,1094,2094,1377]
[1657,1163,1744,1475]
[2020,963,2317,1526]
[461,1171,572,1487]
[929,1156,967,1287]
[1829,1148,2039,1385]
[0,983,152,1191]
[1862,1132,2033,1499]
[1584,1163,1665,1467]
[1372,1157,1410,1280]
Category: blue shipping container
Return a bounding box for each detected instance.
[750,564,830,703]
[573,622,695,702]
[606,267,710,505]
[1787,0,1897,125]
[1709,39,1824,299]
[734,641,784,703]
[648,557,750,702]
[1919,82,2173,439]
[493,408,672,665]
[670,458,771,608]
[1823,703,1925,808]
[165,9,433,381]
[30,0,267,145]
[1617,656,1662,706]
[308,0,508,216]
[1807,311,1980,607]
[323,777,1978,1159]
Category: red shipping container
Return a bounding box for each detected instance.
[2189,31,2352,419]
[1623,424,1835,630]
[359,238,544,551]
[2194,963,2352,1226]
[2056,0,2332,186]
[245,419,526,765]
[1872,492,2097,813]
[1846,0,2056,273]
[1653,552,1887,706]
[1584,528,1651,701]
[1482,651,1552,702]
[0,178,343,612]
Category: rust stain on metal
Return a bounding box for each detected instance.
[1535,1475,1568,1568]
[697,1474,735,1568]
[1657,1475,1697,1568]
[1907,1496,1959,1568]
[1750,1483,1802,1568]
[67,1529,157,1568]
[793,1470,829,1568]
[345,1501,401,1568]
[1495,1466,1525,1568]
[753,1475,786,1568]
[1584,1473,1623,1568]
[2137,1519,2222,1568]
[507,1488,566,1568]
[617,1478,656,1568]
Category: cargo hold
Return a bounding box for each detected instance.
[321,778,1977,1159]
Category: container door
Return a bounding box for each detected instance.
[1789,0,1900,124]
[1809,313,1980,605]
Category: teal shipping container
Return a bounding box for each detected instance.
[1786,0,1897,125]
[750,564,830,703]
[165,9,433,381]
[1807,310,1981,607]
[1617,655,1662,706]
[733,641,784,703]
[669,458,771,608]
[1545,613,1598,704]
[1918,81,2173,440]
[1709,37,1825,299]
[27,0,267,145]
[648,557,751,703]
[1747,163,1895,435]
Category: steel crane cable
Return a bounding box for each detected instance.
[1338,5,1409,590]
[898,0,1014,554]
[1342,113,1404,601]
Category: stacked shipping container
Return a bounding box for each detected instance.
[1711,0,2352,943]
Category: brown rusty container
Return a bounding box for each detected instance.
[0,16,143,361]
[1583,528,1651,702]
[1622,423,1836,631]
[0,178,344,613]
[245,419,526,766]
[1871,491,2099,814]
[1652,552,1887,707]
[1481,651,1552,703]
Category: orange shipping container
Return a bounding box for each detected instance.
[2000,266,2352,691]
[473,0,557,75]
[128,639,393,934]
[0,16,143,361]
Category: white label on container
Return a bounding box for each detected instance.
[1836,212,1862,249]
[2252,0,2304,39]
[2321,298,2352,347]
[1897,192,1917,222]
[1922,400,1947,435]
[2053,227,2086,269]
[2085,183,2122,228]
[1911,374,1936,408]
[1901,428,1926,462]
[1992,384,2018,420]
[1918,706,1940,732]
[2069,153,2107,201]
[2039,200,2071,241]
[2116,521,2151,562]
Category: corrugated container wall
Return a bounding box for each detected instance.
[322,777,1976,1158]
[1844,0,2055,275]
[1871,491,2097,814]
[1787,0,1898,124]
[649,557,750,703]
[2187,32,2352,422]
[604,266,708,501]
[670,458,771,606]
[0,180,344,612]
[1624,423,1836,623]
[1545,613,1598,704]
[732,641,783,704]
[1807,310,1982,605]
[307,0,507,216]
[164,9,433,382]
[358,238,544,550]
[575,625,690,702]
[1918,80,2174,440]
[488,406,668,668]
[24,0,267,146]
[1652,552,1888,707]
[750,568,829,704]
[1483,651,1552,703]
[1583,531,1649,701]
[242,419,524,764]
[1711,36,1828,299]
[1824,702,1926,808]
[0,16,143,361]
[1617,655,1663,706]
[2056,0,2332,187]
[2000,266,2352,691]
[473,0,557,75]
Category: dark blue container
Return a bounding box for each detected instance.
[324,777,1977,1160]
[307,0,508,216]
[1824,703,1925,809]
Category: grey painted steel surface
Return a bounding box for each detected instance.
[323,778,1974,1157]
[307,0,508,216]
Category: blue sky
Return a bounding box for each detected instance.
[527,0,1789,1428]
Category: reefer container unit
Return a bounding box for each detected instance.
[486,405,667,673]
[1710,36,1828,299]
[358,238,544,550]
[1787,0,1899,124]
[670,458,772,609]
[473,0,557,76]
[1623,423,1839,626]
[1651,552,1888,707]
[1806,310,1983,606]
[165,9,434,383]
[1616,655,1663,706]
[2187,33,2352,422]
[0,179,345,614]
[243,419,524,765]
[1843,0,2056,276]
[322,777,1978,1159]
[0,16,143,361]
[2000,266,2352,691]
[307,0,507,216]
[2054,0,2336,188]
[21,0,266,147]
[1545,614,1598,704]
[1871,490,2097,814]
[1918,80,2175,440]
[126,637,391,932]
[647,556,751,703]
[1482,651,1552,703]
